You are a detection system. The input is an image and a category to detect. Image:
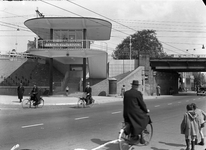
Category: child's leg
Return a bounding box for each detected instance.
[191,135,196,150]
[198,126,204,145]
[185,135,190,150]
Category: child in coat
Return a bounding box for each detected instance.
[191,103,206,146]
[181,104,199,150]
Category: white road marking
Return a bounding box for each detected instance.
[178,102,181,103]
[91,139,118,150]
[168,103,172,105]
[22,123,44,129]
[154,105,160,107]
[0,108,19,110]
[193,99,196,101]
[186,100,189,102]
[111,111,121,114]
[75,116,89,120]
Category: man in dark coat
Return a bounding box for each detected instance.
[84,82,92,105]
[123,80,149,144]
[17,82,24,103]
[30,84,40,106]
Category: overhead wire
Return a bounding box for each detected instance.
[65,0,192,54]
[39,0,129,36]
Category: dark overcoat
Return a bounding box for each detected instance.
[17,86,24,100]
[123,88,149,136]
[31,87,40,100]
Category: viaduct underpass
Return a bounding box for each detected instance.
[144,55,206,95]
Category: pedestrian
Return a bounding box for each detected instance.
[191,103,206,146]
[121,85,126,97]
[17,82,24,103]
[66,86,69,96]
[84,82,92,105]
[123,80,150,145]
[156,84,161,96]
[181,104,199,150]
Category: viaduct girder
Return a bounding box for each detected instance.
[150,57,206,72]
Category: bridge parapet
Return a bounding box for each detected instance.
[169,54,206,58]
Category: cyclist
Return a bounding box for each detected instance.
[30,84,39,106]
[123,80,150,145]
[84,82,92,105]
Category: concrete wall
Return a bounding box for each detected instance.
[0,86,49,96]
[89,78,109,96]
[117,66,145,95]
[108,59,138,77]
[88,53,108,78]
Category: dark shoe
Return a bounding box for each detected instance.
[128,136,139,145]
[198,139,204,145]
[191,140,195,150]
[140,137,146,144]
[195,138,198,145]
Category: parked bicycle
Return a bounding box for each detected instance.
[77,92,95,108]
[22,96,44,108]
[118,114,153,150]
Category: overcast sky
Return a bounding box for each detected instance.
[0,0,206,55]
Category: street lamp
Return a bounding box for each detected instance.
[15,28,20,51]
[129,36,132,71]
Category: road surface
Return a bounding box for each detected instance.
[0,93,205,150]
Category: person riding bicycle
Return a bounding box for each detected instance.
[84,82,92,105]
[123,80,150,145]
[30,84,40,106]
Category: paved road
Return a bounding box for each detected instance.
[0,93,206,150]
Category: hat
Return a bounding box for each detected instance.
[131,80,140,86]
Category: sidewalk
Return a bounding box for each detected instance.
[0,94,171,106]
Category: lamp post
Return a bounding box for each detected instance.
[15,28,19,51]
[129,36,132,71]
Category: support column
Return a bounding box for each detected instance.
[82,29,87,91]
[49,28,53,95]
[49,58,53,95]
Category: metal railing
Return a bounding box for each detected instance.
[37,40,108,52]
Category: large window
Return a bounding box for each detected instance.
[53,29,83,41]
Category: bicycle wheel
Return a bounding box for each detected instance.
[22,98,31,108]
[77,98,86,108]
[37,98,44,108]
[142,123,153,145]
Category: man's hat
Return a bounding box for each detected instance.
[131,80,140,86]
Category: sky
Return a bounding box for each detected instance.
[0,0,206,56]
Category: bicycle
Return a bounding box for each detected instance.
[118,115,153,150]
[22,96,44,108]
[77,93,95,108]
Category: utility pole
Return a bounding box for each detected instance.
[129,35,132,71]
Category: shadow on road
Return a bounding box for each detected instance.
[151,147,169,150]
[91,138,111,145]
[91,138,119,150]
[159,141,185,147]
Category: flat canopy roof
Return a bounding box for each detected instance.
[24,17,112,40]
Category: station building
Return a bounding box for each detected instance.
[24,17,112,95]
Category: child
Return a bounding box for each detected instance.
[181,104,199,150]
[65,86,69,96]
[121,85,126,97]
[191,103,206,146]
